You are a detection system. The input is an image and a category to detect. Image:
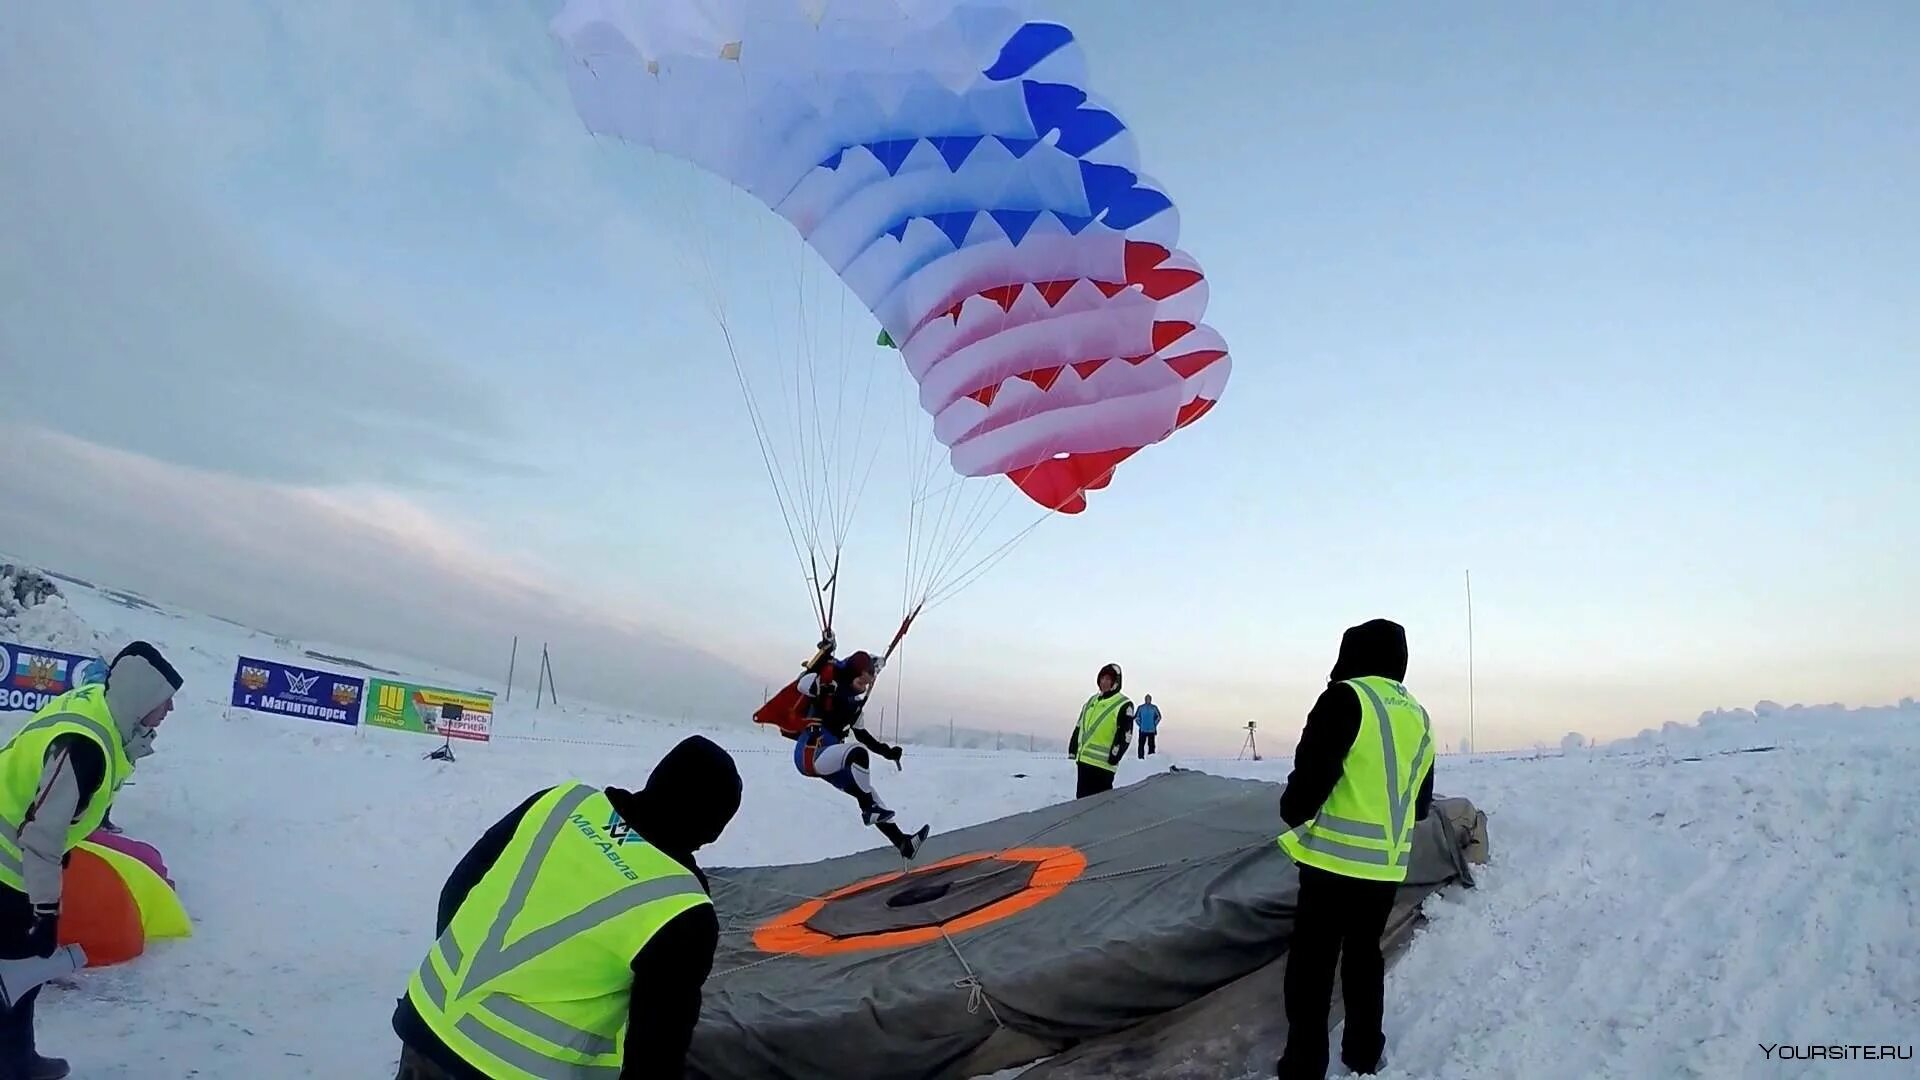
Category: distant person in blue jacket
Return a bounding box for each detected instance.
[1135,695,1161,758]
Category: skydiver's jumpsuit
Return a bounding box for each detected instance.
[793,661,911,849]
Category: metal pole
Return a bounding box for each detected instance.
[504,636,518,703]
[543,644,559,707]
[1466,569,1475,755]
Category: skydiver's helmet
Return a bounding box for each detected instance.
[841,651,879,696]
[1098,662,1122,692]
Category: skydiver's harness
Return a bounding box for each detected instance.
[796,660,839,777]
[795,610,917,777]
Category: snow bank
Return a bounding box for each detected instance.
[1598,698,1920,759]
[1375,713,1920,1078]
[0,564,114,658]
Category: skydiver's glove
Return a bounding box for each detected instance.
[1109,742,1128,767]
[880,743,904,763]
[25,904,59,959]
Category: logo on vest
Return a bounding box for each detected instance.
[571,812,641,881]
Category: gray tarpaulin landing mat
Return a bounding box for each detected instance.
[693,769,1486,1080]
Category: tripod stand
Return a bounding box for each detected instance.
[1238,721,1261,760]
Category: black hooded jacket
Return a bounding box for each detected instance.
[1278,620,1435,830]
[392,736,743,1079]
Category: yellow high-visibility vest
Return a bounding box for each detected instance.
[405,781,712,1078]
[1277,676,1433,882]
[1075,692,1131,773]
[0,684,133,891]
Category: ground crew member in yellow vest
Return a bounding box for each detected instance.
[1066,663,1134,799]
[0,641,180,1080]
[391,735,742,1080]
[1274,620,1434,1080]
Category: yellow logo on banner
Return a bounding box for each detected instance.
[378,683,407,714]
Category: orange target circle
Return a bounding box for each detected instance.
[753,845,1087,956]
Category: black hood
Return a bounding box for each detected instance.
[1327,619,1408,683]
[607,735,742,866]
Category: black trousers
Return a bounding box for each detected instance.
[1137,731,1157,757]
[0,986,41,1080]
[0,884,46,1080]
[394,1043,458,1080]
[1277,864,1400,1079]
[1074,762,1115,798]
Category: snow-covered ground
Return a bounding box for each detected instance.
[3,572,1915,1078]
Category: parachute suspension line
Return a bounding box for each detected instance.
[575,127,826,624]
[805,238,889,573]
[828,283,890,562]
[920,442,1138,614]
[712,309,830,631]
[889,632,906,745]
[893,277,1072,616]
[672,158,832,632]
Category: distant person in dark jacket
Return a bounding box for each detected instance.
[1134,695,1162,758]
[1275,620,1434,1079]
[391,736,742,1080]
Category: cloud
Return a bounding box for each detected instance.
[0,6,535,490]
[0,425,761,720]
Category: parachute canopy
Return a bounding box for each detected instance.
[58,834,192,967]
[550,0,1231,514]
[692,770,1484,1080]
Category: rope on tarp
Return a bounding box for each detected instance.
[941,927,1005,1028]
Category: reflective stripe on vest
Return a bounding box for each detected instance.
[1075,693,1129,772]
[405,782,712,1079]
[0,685,132,890]
[1277,676,1433,883]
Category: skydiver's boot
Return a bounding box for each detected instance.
[878,821,929,860]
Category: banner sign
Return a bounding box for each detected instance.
[0,642,107,714]
[366,677,494,742]
[230,656,364,726]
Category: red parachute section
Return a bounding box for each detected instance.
[909,241,1227,514]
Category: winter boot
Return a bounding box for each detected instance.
[27,1054,69,1080]
[902,824,929,859]
[879,823,929,860]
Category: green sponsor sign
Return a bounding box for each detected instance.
[365,677,495,742]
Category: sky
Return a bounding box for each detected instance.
[2,1,1915,755]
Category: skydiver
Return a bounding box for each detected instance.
[793,631,928,859]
